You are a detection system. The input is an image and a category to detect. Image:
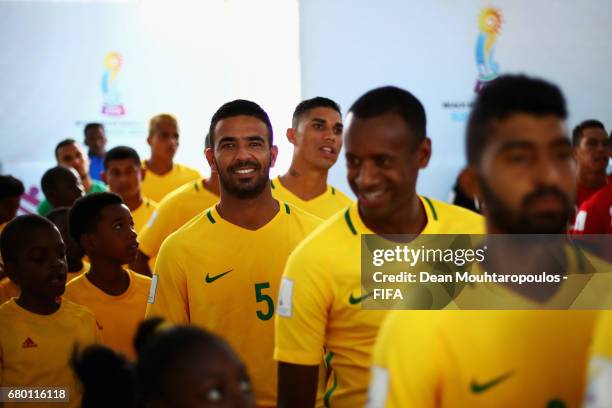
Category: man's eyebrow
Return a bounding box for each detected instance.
[497,139,535,152]
[217,135,237,143]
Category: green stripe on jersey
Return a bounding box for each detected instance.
[344,209,357,235]
[423,196,438,221]
[284,203,291,214]
[206,209,216,224]
[323,352,338,408]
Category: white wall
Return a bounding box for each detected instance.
[0,0,301,211]
[299,0,612,200]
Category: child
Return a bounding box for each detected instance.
[0,215,100,408]
[102,146,157,233]
[0,174,24,279]
[40,166,85,212]
[64,193,150,359]
[0,208,88,304]
[83,123,107,182]
[73,318,256,408]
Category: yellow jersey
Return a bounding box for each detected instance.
[275,197,485,408]
[270,176,352,219]
[64,269,151,360]
[138,179,219,260]
[141,161,201,202]
[146,201,321,406]
[0,262,89,305]
[584,310,612,407]
[371,310,597,408]
[131,197,158,234]
[369,246,608,408]
[0,298,100,408]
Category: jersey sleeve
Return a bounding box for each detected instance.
[145,237,189,325]
[368,311,441,408]
[573,198,604,234]
[138,199,175,259]
[584,311,612,407]
[274,244,332,366]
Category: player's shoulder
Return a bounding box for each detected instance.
[174,163,202,177]
[423,196,484,232]
[328,185,353,205]
[290,208,355,256]
[129,269,153,286]
[160,209,210,248]
[580,184,612,211]
[282,201,323,227]
[144,198,159,209]
[158,180,201,206]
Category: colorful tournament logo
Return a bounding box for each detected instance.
[475,8,502,92]
[101,52,126,116]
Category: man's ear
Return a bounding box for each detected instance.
[462,165,483,203]
[205,148,217,172]
[286,128,296,145]
[417,137,432,169]
[270,145,279,168]
[101,173,108,184]
[140,167,146,181]
[147,134,153,147]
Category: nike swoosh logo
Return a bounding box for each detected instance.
[470,371,513,394]
[205,269,232,284]
[348,292,373,305]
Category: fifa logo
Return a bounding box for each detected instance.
[101,52,126,116]
[475,8,502,93]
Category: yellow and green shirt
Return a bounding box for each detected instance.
[275,197,485,408]
[140,162,201,202]
[270,176,352,219]
[146,201,321,406]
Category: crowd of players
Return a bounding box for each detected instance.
[0,73,611,408]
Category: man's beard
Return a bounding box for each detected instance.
[218,159,271,199]
[480,178,572,234]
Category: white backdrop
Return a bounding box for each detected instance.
[1,0,611,210]
[299,0,612,200]
[0,0,301,212]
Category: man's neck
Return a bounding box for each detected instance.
[203,173,220,196]
[146,157,173,176]
[279,159,328,201]
[89,150,105,159]
[216,185,279,230]
[82,175,92,192]
[482,230,567,302]
[122,193,144,212]
[577,167,608,189]
[361,193,426,235]
[17,293,60,315]
[86,257,130,296]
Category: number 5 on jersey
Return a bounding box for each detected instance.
[255,282,274,321]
